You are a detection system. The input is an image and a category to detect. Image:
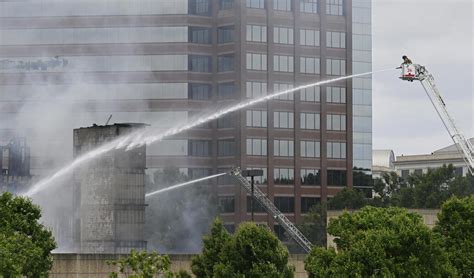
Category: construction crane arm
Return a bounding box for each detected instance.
[228,168,313,253]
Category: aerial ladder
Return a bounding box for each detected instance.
[228,168,313,253]
[400,64,474,175]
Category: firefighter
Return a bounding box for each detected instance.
[402,55,412,65]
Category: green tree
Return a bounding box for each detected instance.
[305,206,456,277]
[0,192,56,277]
[108,250,172,278]
[327,188,367,210]
[434,196,474,277]
[192,219,295,277]
[298,203,327,247]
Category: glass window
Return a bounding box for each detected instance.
[246,53,267,71]
[327,170,347,186]
[218,113,236,128]
[188,140,211,156]
[274,112,294,129]
[189,55,212,72]
[218,139,236,156]
[218,196,235,213]
[401,170,409,180]
[326,31,346,48]
[274,225,290,241]
[299,29,320,46]
[218,82,236,99]
[224,224,235,233]
[273,27,294,44]
[274,196,295,213]
[189,0,211,15]
[246,167,268,184]
[246,138,268,156]
[274,169,295,185]
[246,196,266,213]
[273,0,292,11]
[326,58,346,75]
[274,83,294,101]
[327,114,346,131]
[326,0,344,16]
[246,81,268,98]
[188,83,211,100]
[300,140,320,158]
[300,87,320,102]
[218,25,235,43]
[218,54,235,72]
[414,169,423,176]
[218,168,234,185]
[326,87,346,103]
[246,25,267,42]
[300,112,320,130]
[220,0,234,9]
[189,27,212,44]
[300,57,320,74]
[327,142,346,159]
[300,0,317,13]
[246,110,268,127]
[301,197,320,213]
[189,168,212,179]
[301,169,321,185]
[273,140,294,157]
[246,0,265,9]
[273,55,294,72]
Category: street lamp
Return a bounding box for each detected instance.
[241,169,263,221]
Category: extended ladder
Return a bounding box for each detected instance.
[400,64,474,175]
[229,168,313,253]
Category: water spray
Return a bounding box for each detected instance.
[145,173,226,198]
[25,68,395,197]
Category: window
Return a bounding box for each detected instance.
[220,0,234,9]
[246,81,267,98]
[247,196,266,213]
[300,57,320,74]
[414,169,423,176]
[246,0,265,9]
[273,55,294,72]
[189,0,211,15]
[246,138,268,156]
[188,140,211,156]
[218,82,236,99]
[218,196,235,213]
[274,83,294,101]
[274,112,294,129]
[327,114,346,131]
[327,170,347,186]
[246,167,268,184]
[301,197,320,213]
[300,87,320,102]
[218,25,235,43]
[401,170,409,180]
[274,196,295,213]
[326,58,346,75]
[327,142,346,159]
[218,139,236,156]
[300,29,320,46]
[218,54,235,72]
[189,168,212,179]
[326,0,344,16]
[300,112,320,130]
[274,140,294,157]
[274,0,292,11]
[326,31,346,48]
[189,55,211,72]
[301,169,320,185]
[300,0,317,13]
[188,83,211,100]
[246,110,268,127]
[218,168,234,185]
[274,168,294,185]
[224,224,235,233]
[218,113,236,128]
[300,140,320,158]
[189,27,212,44]
[246,25,267,42]
[454,167,463,176]
[273,27,294,44]
[246,53,267,70]
[274,225,289,241]
[326,87,346,103]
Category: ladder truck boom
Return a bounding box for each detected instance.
[228,168,313,253]
[400,64,474,175]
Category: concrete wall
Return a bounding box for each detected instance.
[50,253,309,278]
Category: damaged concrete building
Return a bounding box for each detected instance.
[73,123,147,253]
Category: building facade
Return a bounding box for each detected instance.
[0,0,372,238]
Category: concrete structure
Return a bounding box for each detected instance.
[0,138,30,194]
[372,149,395,179]
[73,124,147,253]
[0,0,372,238]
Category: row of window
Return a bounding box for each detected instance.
[246,139,345,159]
[218,196,321,214]
[246,0,344,16]
[248,111,346,131]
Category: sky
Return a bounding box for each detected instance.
[372,0,473,156]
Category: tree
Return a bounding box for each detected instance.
[108,250,173,278]
[192,219,295,277]
[305,206,456,277]
[434,196,474,277]
[0,192,56,277]
[327,188,367,210]
[298,203,327,248]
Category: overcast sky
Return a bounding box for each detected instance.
[372,0,473,156]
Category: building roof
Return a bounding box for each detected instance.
[433,138,474,154]
[373,149,395,169]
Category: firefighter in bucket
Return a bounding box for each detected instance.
[398,55,416,81]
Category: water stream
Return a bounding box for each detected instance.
[145,173,226,198]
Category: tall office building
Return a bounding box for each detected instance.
[0,0,372,239]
